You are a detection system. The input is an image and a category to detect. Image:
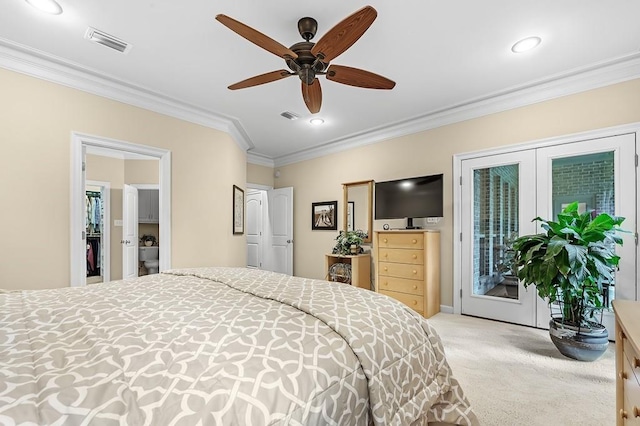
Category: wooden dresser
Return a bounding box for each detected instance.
[374,230,440,318]
[613,300,640,425]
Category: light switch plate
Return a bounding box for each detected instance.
[114,220,123,227]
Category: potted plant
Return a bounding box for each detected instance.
[332,230,367,256]
[512,201,626,361]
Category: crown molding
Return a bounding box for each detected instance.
[2,36,639,168]
[247,151,275,167]
[0,38,254,152]
[273,53,640,167]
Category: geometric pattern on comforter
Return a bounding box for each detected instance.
[0,267,478,426]
[167,267,479,426]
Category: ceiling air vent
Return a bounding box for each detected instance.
[280,111,300,120]
[84,27,132,54]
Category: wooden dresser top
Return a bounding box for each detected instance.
[613,300,640,355]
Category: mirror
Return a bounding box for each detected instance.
[343,180,374,244]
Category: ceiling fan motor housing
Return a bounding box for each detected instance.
[297,17,318,41]
[286,41,328,84]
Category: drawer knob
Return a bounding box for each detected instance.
[413,285,418,290]
[412,270,417,275]
[412,254,417,259]
[635,407,640,418]
[383,282,388,286]
[619,371,628,380]
[383,238,388,243]
[383,253,388,257]
[412,239,417,244]
[621,409,628,420]
[634,358,640,369]
[384,267,388,271]
[412,300,417,305]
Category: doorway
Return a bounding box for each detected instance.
[245,184,294,275]
[70,132,172,287]
[456,130,637,329]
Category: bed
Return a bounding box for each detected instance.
[0,267,478,425]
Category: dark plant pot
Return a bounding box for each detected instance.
[548,319,609,362]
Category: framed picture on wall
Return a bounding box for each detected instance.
[347,201,355,231]
[312,201,338,230]
[233,185,244,235]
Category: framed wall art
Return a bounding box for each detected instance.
[312,201,338,230]
[233,185,244,235]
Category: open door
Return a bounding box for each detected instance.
[122,184,139,279]
[266,187,293,275]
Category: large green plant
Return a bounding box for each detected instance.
[512,202,625,327]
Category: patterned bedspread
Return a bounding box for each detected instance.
[0,267,478,425]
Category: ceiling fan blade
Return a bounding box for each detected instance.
[228,70,293,90]
[216,14,298,59]
[311,6,377,63]
[326,65,395,89]
[302,79,322,114]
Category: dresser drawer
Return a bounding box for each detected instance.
[378,248,423,265]
[378,262,424,281]
[622,349,640,424]
[380,289,423,314]
[377,233,424,249]
[377,276,423,296]
[625,338,640,384]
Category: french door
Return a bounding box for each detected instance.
[461,133,637,327]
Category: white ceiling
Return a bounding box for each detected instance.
[2,1,640,165]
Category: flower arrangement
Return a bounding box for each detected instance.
[332,230,367,255]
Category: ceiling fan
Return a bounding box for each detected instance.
[215,5,395,114]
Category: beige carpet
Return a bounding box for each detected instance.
[428,313,616,426]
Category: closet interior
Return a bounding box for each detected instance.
[86,188,104,284]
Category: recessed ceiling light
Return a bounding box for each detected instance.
[511,36,542,53]
[25,0,63,15]
[310,118,325,125]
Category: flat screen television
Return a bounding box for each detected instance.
[375,173,443,229]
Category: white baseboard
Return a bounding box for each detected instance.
[439,305,454,314]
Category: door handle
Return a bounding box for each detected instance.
[287,239,294,244]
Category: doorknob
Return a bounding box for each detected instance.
[287,239,294,243]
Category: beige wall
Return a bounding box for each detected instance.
[247,163,274,187]
[276,78,640,307]
[0,68,246,290]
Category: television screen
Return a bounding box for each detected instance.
[375,174,443,220]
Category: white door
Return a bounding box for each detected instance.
[461,151,538,326]
[535,133,637,331]
[246,190,263,269]
[267,187,294,275]
[122,184,139,279]
[460,133,637,329]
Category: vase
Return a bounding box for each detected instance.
[350,244,357,254]
[548,318,608,362]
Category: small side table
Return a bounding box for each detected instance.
[325,253,371,290]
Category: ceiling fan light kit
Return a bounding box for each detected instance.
[215,5,395,114]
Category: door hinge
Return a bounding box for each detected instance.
[635,232,638,246]
[82,161,86,172]
[459,233,462,242]
[636,154,638,167]
[82,231,85,240]
[459,176,462,185]
[460,288,462,298]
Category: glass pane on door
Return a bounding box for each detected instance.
[551,151,615,308]
[473,164,519,300]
